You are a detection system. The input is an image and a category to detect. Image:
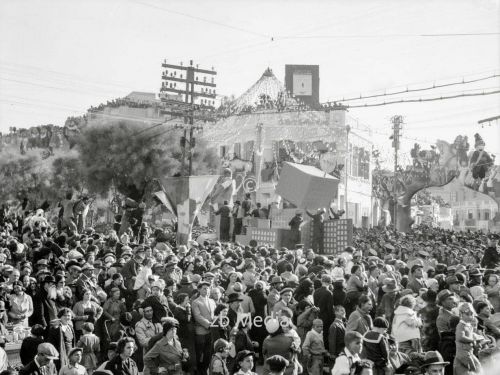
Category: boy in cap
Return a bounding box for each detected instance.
[59,348,85,375]
[302,319,328,375]
[266,355,289,375]
[210,338,231,375]
[362,317,390,375]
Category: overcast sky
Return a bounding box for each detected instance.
[1,0,499,163]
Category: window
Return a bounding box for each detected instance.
[234,143,241,158]
[485,211,490,220]
[468,210,473,219]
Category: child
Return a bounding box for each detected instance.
[233,350,257,375]
[329,306,346,359]
[59,347,86,375]
[302,319,328,375]
[77,322,100,375]
[95,342,117,371]
[266,355,289,375]
[362,317,390,375]
[210,338,231,375]
[331,331,363,375]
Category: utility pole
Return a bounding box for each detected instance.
[390,115,403,229]
[159,59,217,176]
[344,125,351,217]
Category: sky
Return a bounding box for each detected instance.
[0,0,499,165]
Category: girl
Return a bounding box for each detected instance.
[454,303,483,375]
[77,322,100,375]
[233,350,257,375]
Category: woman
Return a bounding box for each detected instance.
[143,280,172,323]
[262,319,299,375]
[173,293,196,375]
[475,301,500,339]
[248,281,268,364]
[293,278,315,342]
[345,265,367,317]
[47,307,76,370]
[143,317,188,375]
[226,272,245,295]
[484,273,500,313]
[232,319,257,372]
[105,337,139,375]
[102,287,126,322]
[8,281,33,327]
[454,303,482,375]
[73,288,103,339]
[392,295,422,354]
[211,304,232,342]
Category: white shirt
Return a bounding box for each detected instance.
[331,348,360,375]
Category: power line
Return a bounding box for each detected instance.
[128,0,271,39]
[277,32,500,39]
[328,74,500,103]
[340,90,500,108]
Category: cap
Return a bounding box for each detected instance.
[68,347,83,357]
[437,289,455,304]
[280,287,293,295]
[227,293,243,303]
[37,343,59,360]
[411,264,424,273]
[81,263,95,271]
[270,276,284,285]
[420,351,449,368]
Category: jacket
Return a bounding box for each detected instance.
[192,296,216,335]
[143,337,184,375]
[392,306,421,343]
[346,308,372,335]
[104,355,139,375]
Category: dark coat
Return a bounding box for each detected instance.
[31,293,58,331]
[313,286,334,326]
[105,355,139,375]
[20,336,44,366]
[481,246,500,269]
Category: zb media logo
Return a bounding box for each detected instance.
[210,312,290,329]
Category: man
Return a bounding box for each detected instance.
[267,276,284,312]
[121,249,145,308]
[306,208,326,253]
[420,351,449,375]
[75,263,98,301]
[31,276,58,331]
[328,305,346,359]
[313,274,334,350]
[232,200,244,241]
[407,264,426,294]
[288,211,304,249]
[435,290,458,375]
[214,201,231,242]
[19,343,59,375]
[60,192,76,233]
[226,293,243,330]
[346,295,373,335]
[135,304,163,350]
[192,281,216,375]
[73,196,91,234]
[272,288,295,316]
[480,234,500,269]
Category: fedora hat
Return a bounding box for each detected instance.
[227,293,243,303]
[382,280,400,293]
[420,351,449,368]
[180,275,192,285]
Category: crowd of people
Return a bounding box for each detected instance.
[0,198,499,375]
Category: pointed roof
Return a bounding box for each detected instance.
[231,68,297,113]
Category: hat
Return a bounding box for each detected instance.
[373,317,389,329]
[420,351,449,368]
[43,275,56,284]
[227,293,243,303]
[37,343,59,360]
[469,268,483,277]
[180,275,192,285]
[265,318,280,334]
[445,276,460,285]
[36,259,49,266]
[280,287,294,295]
[271,276,284,285]
[411,264,424,274]
[437,289,455,304]
[203,272,215,279]
[368,249,378,256]
[162,317,179,333]
[235,350,254,364]
[81,263,95,271]
[384,244,395,251]
[382,279,399,293]
[266,355,289,373]
[418,250,429,257]
[68,347,83,357]
[197,281,211,288]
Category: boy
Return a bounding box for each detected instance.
[329,306,346,359]
[302,319,329,375]
[362,317,390,375]
[59,348,86,375]
[210,338,231,375]
[266,355,289,375]
[331,331,363,375]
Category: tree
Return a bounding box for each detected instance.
[51,156,86,193]
[77,119,219,200]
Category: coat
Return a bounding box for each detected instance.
[105,355,139,375]
[143,337,184,375]
[121,260,141,291]
[192,296,216,335]
[47,324,76,370]
[20,336,44,366]
[19,359,58,375]
[392,306,421,343]
[262,334,298,375]
[313,286,334,327]
[346,308,373,336]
